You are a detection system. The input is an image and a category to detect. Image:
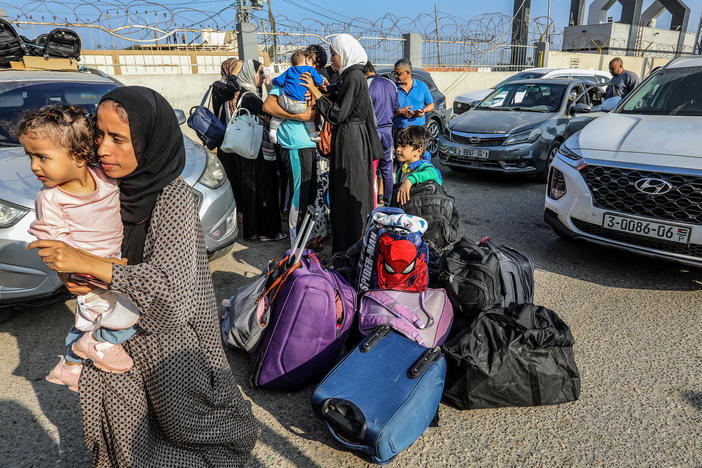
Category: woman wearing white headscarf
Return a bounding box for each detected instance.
[215,59,286,242]
[301,34,383,254]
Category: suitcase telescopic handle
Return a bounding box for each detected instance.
[287,206,321,268]
[321,398,367,441]
[408,346,442,379]
[360,325,391,353]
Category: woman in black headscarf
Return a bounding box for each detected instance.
[30,86,260,467]
[213,59,285,241]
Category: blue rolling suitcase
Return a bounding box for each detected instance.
[311,326,446,465]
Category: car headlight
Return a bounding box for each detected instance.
[0,199,29,229]
[197,151,226,189]
[503,128,542,145]
[556,143,584,167]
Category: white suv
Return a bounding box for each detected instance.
[453,67,611,115]
[544,56,702,267]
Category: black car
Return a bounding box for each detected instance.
[375,66,449,157]
[438,79,603,181]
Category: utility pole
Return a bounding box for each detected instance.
[546,0,551,45]
[266,0,277,64]
[434,3,441,66]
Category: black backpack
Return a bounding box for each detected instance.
[391,180,459,252]
[442,303,581,410]
[439,237,502,320]
[0,19,26,67]
[43,28,81,60]
[482,238,535,307]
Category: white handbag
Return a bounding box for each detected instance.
[220,93,264,159]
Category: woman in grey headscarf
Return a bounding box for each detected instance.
[301,34,383,254]
[216,59,285,242]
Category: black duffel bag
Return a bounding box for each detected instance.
[442,303,580,409]
[44,28,81,59]
[0,18,26,67]
[439,237,502,319]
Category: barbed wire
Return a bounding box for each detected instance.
[4,0,556,47]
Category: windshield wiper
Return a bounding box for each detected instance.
[509,107,548,112]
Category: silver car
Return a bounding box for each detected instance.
[0,69,238,307]
[545,56,702,267]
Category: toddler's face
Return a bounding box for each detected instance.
[305,55,316,67]
[21,132,84,188]
[395,144,423,163]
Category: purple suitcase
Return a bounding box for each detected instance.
[250,209,357,391]
[358,288,454,347]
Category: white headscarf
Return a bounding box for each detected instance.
[329,34,368,73]
[237,59,260,95]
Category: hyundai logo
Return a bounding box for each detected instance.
[634,177,673,195]
[469,136,481,144]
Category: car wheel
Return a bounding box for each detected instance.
[537,141,561,183]
[425,118,441,157]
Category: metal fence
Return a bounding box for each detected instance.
[259,31,404,67]
[422,39,536,70]
[8,19,536,74]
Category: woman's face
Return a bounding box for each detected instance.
[96,104,138,179]
[256,66,264,87]
[330,47,341,71]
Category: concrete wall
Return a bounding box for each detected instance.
[117,74,221,141]
[547,50,671,79]
[429,71,514,108]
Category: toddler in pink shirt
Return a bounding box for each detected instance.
[19,104,139,392]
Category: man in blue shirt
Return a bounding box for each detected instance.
[392,58,434,129]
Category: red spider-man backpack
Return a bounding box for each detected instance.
[376,229,429,293]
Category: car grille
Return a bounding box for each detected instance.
[580,165,702,225]
[451,133,507,146]
[571,218,702,258]
[453,101,470,115]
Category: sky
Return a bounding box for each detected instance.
[3,0,702,43]
[266,0,702,33]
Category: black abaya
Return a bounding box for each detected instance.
[216,92,281,239]
[316,64,383,254]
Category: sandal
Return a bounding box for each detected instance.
[259,233,288,242]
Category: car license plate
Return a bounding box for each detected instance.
[457,148,489,159]
[602,213,692,244]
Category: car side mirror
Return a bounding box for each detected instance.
[174,109,186,125]
[571,103,592,114]
[600,96,622,113]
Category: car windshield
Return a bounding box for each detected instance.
[619,66,702,116]
[494,71,548,88]
[0,81,117,146]
[477,82,566,112]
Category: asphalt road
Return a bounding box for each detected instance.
[1,161,700,467]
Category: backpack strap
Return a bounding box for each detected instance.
[200,84,213,108]
[365,290,428,329]
[359,313,425,346]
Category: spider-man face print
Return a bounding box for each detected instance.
[376,233,428,292]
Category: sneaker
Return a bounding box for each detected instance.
[268,129,278,144]
[258,232,288,242]
[309,134,321,142]
[72,332,133,373]
[46,357,82,392]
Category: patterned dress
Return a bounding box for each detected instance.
[79,177,260,467]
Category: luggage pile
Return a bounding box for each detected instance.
[0,19,81,67]
[222,205,580,464]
